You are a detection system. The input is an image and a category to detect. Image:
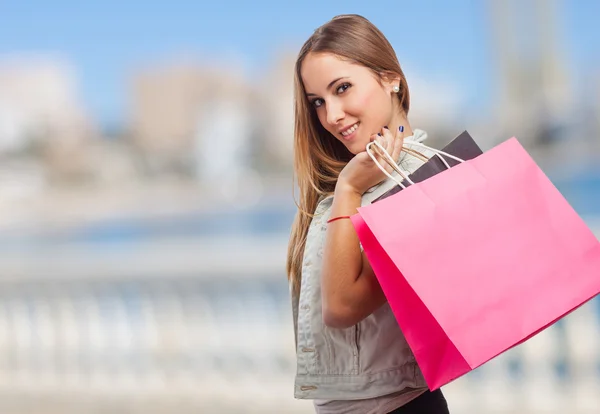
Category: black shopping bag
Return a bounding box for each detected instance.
[374,131,484,202]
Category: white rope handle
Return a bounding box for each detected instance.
[436,153,452,169]
[367,138,467,190]
[402,139,466,164]
[401,146,452,169]
[366,141,412,188]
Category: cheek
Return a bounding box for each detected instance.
[362,88,379,107]
[364,89,392,124]
[348,89,375,114]
[353,88,385,119]
[316,111,329,130]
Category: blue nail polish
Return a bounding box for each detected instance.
[399,126,404,132]
[377,133,381,136]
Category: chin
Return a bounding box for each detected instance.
[348,140,368,155]
[345,144,361,155]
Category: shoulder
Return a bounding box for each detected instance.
[315,194,335,215]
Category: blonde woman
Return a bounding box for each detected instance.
[286,14,451,414]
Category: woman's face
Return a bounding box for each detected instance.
[301,52,399,155]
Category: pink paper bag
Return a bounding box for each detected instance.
[351,137,600,390]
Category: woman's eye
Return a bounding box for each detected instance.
[312,98,324,108]
[336,83,350,94]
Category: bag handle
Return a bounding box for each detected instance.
[402,139,466,164]
[379,139,463,177]
[366,141,411,188]
[366,139,467,189]
[402,145,452,170]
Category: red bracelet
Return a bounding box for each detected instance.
[327,215,352,224]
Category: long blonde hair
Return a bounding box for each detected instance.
[286,14,410,297]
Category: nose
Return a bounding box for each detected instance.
[326,99,344,126]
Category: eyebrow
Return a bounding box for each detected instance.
[306,77,347,97]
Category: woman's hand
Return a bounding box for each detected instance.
[337,126,405,195]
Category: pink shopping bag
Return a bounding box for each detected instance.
[351,137,600,390]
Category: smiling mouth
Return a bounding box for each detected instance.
[340,122,360,138]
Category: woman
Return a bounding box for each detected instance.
[286,14,451,414]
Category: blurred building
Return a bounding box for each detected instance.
[128,60,268,203]
[129,63,203,164]
[596,73,600,152]
[128,61,255,178]
[254,52,296,173]
[488,0,575,150]
[0,55,98,183]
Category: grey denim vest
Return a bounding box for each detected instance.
[291,130,434,400]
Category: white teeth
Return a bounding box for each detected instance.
[341,122,359,136]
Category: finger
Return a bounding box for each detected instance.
[375,127,395,173]
[381,126,398,170]
[391,125,405,162]
[381,126,394,152]
[369,134,387,171]
[367,133,378,154]
[374,135,391,164]
[371,134,385,159]
[372,133,382,152]
[374,128,388,160]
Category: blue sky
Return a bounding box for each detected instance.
[0,0,598,127]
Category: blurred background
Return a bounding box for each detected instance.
[0,0,598,413]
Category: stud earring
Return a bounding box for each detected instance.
[392,85,400,93]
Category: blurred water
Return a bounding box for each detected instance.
[0,168,598,243]
[552,168,600,217]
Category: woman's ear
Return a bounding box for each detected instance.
[379,71,401,92]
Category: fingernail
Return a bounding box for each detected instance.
[399,126,404,132]
[384,126,389,129]
[377,133,381,136]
